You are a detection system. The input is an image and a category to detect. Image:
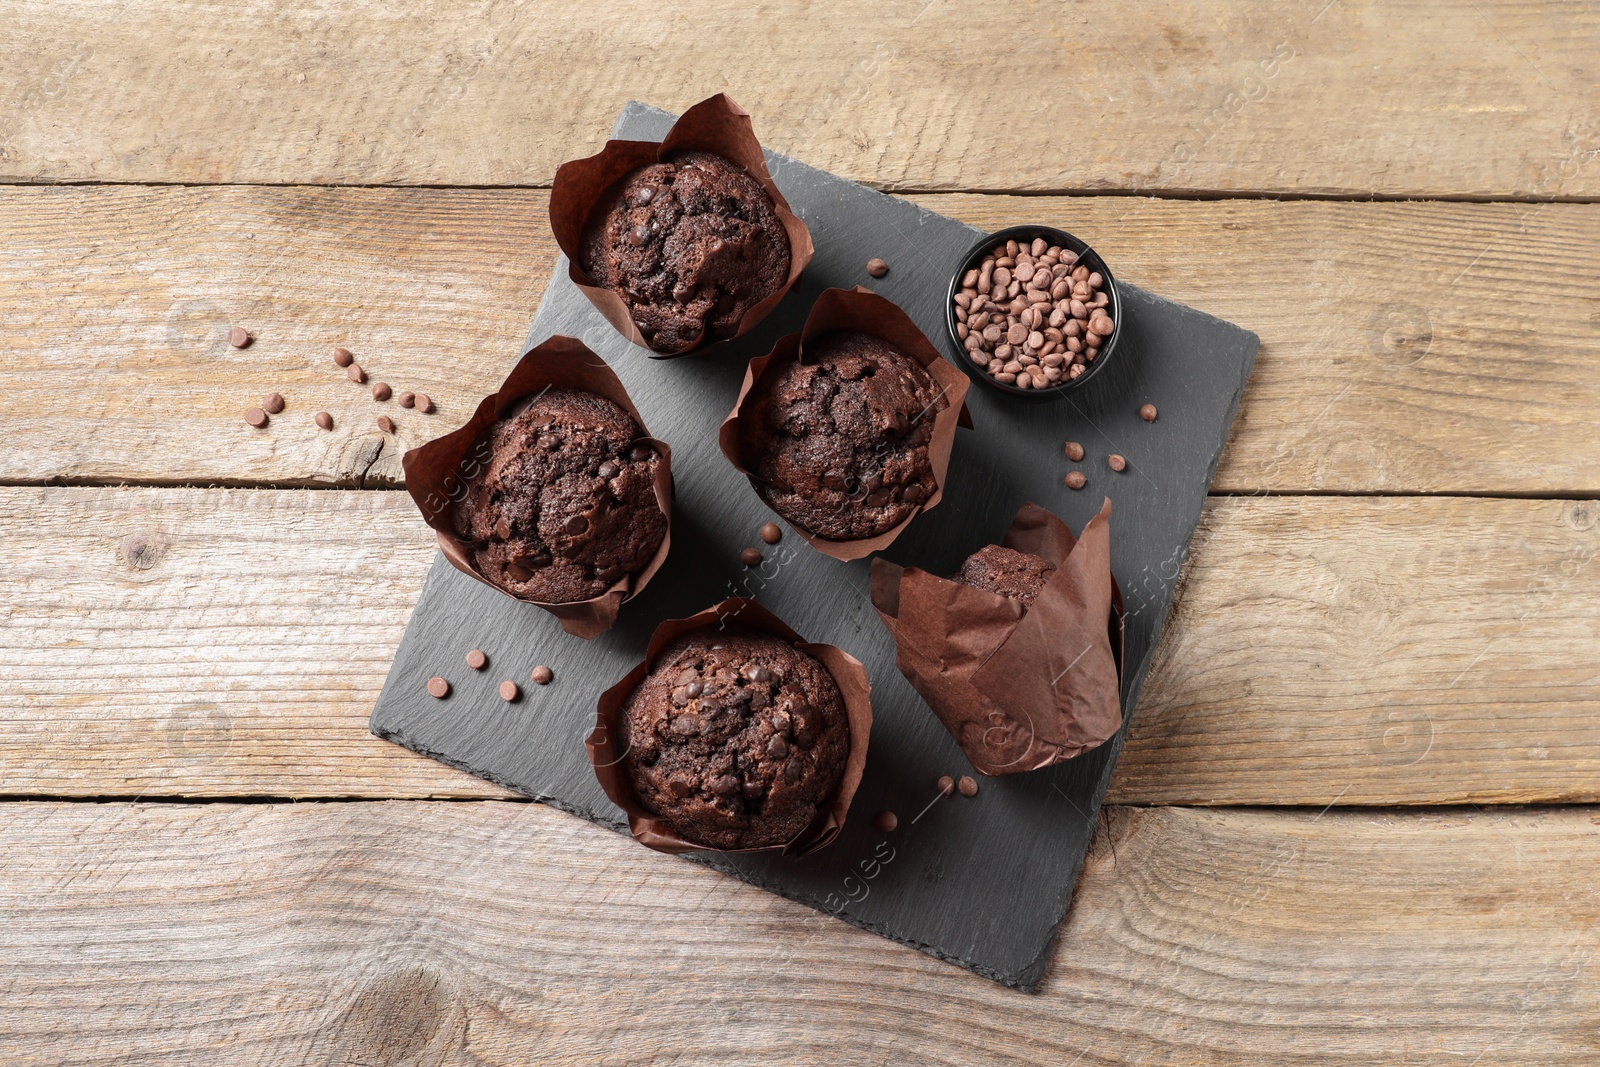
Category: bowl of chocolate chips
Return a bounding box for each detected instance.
[945,225,1122,402]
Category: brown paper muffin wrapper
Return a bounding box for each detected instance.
[871,500,1124,776]
[549,92,814,358]
[587,597,873,857]
[401,336,673,640]
[717,286,973,562]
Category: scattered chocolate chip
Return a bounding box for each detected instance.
[564,514,588,535]
[498,680,520,702]
[262,393,285,415]
[414,393,434,414]
[531,665,553,686]
[766,736,789,759]
[228,326,251,348]
[377,416,395,434]
[759,522,782,545]
[1140,403,1158,422]
[332,347,354,367]
[244,406,269,428]
[1108,453,1127,472]
[426,676,450,699]
[465,649,487,670]
[875,811,898,832]
[1064,441,1084,462]
[740,547,763,567]
[957,775,979,798]
[937,775,955,797]
[314,411,333,431]
[398,391,416,408]
[371,382,392,402]
[347,364,366,384]
[866,257,890,278]
[1065,470,1087,490]
[710,774,740,796]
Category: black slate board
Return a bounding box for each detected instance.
[371,102,1259,991]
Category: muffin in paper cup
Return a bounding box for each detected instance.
[718,286,973,562]
[588,597,872,857]
[550,92,814,358]
[871,500,1124,776]
[401,336,672,640]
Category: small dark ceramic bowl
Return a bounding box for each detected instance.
[944,224,1123,403]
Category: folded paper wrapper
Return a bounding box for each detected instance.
[871,500,1125,776]
[548,92,815,358]
[718,286,974,562]
[400,336,674,640]
[587,597,874,857]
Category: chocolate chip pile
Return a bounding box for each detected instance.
[953,236,1115,390]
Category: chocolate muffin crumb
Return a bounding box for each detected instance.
[954,544,1056,608]
[453,388,666,604]
[619,629,850,850]
[581,151,790,355]
[740,330,946,540]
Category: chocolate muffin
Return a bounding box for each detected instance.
[954,545,1055,608]
[581,151,791,355]
[739,330,947,540]
[619,629,851,850]
[452,389,666,603]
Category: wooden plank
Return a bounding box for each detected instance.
[2,1,1597,198]
[3,487,1597,806]
[3,186,1598,493]
[2,799,1598,1064]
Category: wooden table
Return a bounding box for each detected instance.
[3,2,1598,1062]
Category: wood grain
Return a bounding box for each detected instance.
[2,799,1598,1065]
[3,486,1596,805]
[2,186,1598,493]
[2,1,1597,198]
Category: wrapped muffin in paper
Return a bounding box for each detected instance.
[401,336,672,640]
[871,501,1124,775]
[719,286,972,562]
[588,598,872,857]
[550,92,813,357]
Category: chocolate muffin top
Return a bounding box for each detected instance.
[619,629,850,850]
[739,329,948,541]
[954,544,1056,608]
[452,389,666,604]
[580,151,791,355]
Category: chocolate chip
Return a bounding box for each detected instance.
[262,393,285,415]
[399,392,416,408]
[377,416,395,434]
[1108,453,1127,472]
[531,665,553,685]
[937,775,955,797]
[228,327,251,348]
[314,411,333,431]
[1064,441,1084,462]
[371,382,391,402]
[783,761,802,783]
[685,681,703,699]
[426,676,450,699]
[957,775,979,797]
[875,811,898,832]
[671,686,691,707]
[414,393,434,414]
[1065,470,1087,489]
[670,714,702,736]
[710,774,740,796]
[1140,403,1158,422]
[866,257,889,278]
[332,347,353,367]
[767,736,789,759]
[740,547,763,567]
[244,407,269,428]
[347,364,366,384]
[747,665,773,684]
[564,514,588,535]
[759,522,782,544]
[499,680,520,702]
[957,240,1111,388]
[668,776,694,798]
[465,649,487,670]
[597,460,619,480]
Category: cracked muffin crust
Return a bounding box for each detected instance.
[619,629,850,850]
[580,151,791,355]
[452,389,666,604]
